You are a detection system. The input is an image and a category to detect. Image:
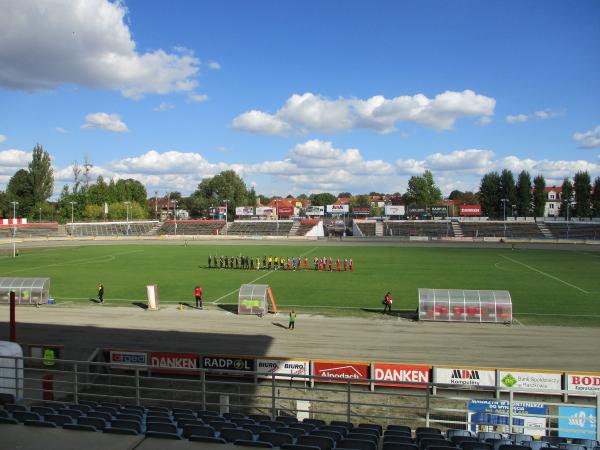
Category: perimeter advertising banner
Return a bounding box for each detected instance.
[109,350,147,369]
[434,367,496,388]
[277,206,294,216]
[150,352,200,375]
[257,359,310,380]
[558,406,597,439]
[460,205,481,216]
[235,206,254,216]
[255,206,274,216]
[431,206,449,217]
[498,370,562,393]
[327,204,349,213]
[372,363,430,388]
[313,361,369,384]
[352,207,371,215]
[306,206,325,216]
[468,399,547,436]
[385,205,405,216]
[566,373,600,396]
[202,355,256,373]
[406,206,427,216]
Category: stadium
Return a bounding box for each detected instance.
[2,0,600,449]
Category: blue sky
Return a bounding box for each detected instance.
[1,0,599,198]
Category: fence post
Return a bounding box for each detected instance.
[135,368,140,406]
[73,362,78,403]
[597,394,600,441]
[201,369,206,410]
[508,389,514,433]
[346,381,351,423]
[425,384,431,427]
[271,373,276,418]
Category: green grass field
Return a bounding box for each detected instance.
[2,243,599,326]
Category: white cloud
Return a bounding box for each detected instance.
[0,149,32,176]
[426,149,495,172]
[478,116,492,126]
[82,112,128,133]
[208,61,221,70]
[232,90,496,135]
[0,0,200,99]
[0,134,6,144]
[189,93,208,103]
[505,109,561,124]
[153,102,174,112]
[232,110,291,135]
[52,127,68,134]
[573,125,600,149]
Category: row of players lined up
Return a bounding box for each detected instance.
[207,255,354,271]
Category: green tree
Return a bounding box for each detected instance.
[559,178,574,218]
[515,170,532,217]
[500,169,517,208]
[6,169,33,214]
[29,144,54,206]
[591,177,600,217]
[350,194,371,208]
[403,170,442,207]
[448,190,463,200]
[533,175,546,217]
[85,176,110,205]
[191,170,253,220]
[309,192,337,206]
[573,171,592,217]
[338,192,352,198]
[478,172,502,218]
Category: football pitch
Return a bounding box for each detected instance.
[2,242,599,327]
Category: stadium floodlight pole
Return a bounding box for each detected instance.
[224,199,229,236]
[276,198,279,234]
[10,201,18,257]
[171,200,178,236]
[566,202,570,239]
[124,201,131,236]
[39,207,42,223]
[501,198,508,238]
[69,201,76,224]
[155,191,158,220]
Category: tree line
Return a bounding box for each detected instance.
[1,144,599,222]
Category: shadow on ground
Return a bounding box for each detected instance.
[216,304,238,314]
[360,308,418,321]
[132,302,148,310]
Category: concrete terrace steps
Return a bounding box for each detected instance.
[451,222,463,237]
[537,223,553,239]
[375,222,384,237]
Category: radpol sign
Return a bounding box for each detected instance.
[202,356,255,373]
[257,359,309,380]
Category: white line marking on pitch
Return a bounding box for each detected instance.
[514,312,600,317]
[512,317,524,326]
[500,254,589,294]
[211,247,318,304]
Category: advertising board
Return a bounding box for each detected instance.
[433,367,496,388]
[385,205,405,216]
[352,207,371,215]
[109,350,147,369]
[566,373,600,396]
[257,359,310,380]
[498,370,562,393]
[372,363,430,388]
[235,206,254,216]
[313,361,369,384]
[468,399,547,436]
[150,352,199,375]
[277,205,294,216]
[255,206,274,216]
[431,206,449,217]
[406,207,427,216]
[202,356,256,373]
[558,406,597,439]
[306,206,325,216]
[460,205,481,216]
[327,204,349,213]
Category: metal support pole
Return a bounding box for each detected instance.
[346,381,351,422]
[271,374,276,418]
[508,389,514,433]
[201,370,206,410]
[135,369,141,406]
[597,394,600,441]
[425,385,431,427]
[9,291,16,342]
[74,362,79,403]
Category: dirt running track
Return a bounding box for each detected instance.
[1,304,599,372]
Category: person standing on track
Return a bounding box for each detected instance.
[383,291,392,314]
[98,283,104,304]
[349,258,353,272]
[288,309,296,329]
[194,286,203,309]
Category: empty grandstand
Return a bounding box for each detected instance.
[545,222,600,240]
[227,221,294,236]
[384,221,454,238]
[459,221,545,239]
[0,223,63,238]
[157,220,226,235]
[66,221,159,237]
[354,221,376,236]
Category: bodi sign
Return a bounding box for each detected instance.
[373,363,430,388]
[257,359,309,380]
[150,352,199,375]
[566,373,600,396]
[313,361,369,384]
[202,356,255,373]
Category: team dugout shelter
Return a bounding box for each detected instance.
[418,288,512,323]
[0,278,51,305]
